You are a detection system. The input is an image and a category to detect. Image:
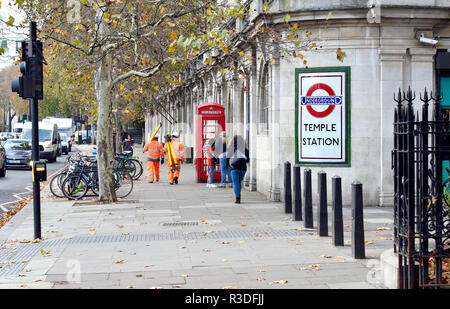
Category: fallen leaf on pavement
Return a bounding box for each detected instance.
[115,260,125,264]
[151,287,164,289]
[116,225,124,229]
[144,265,153,268]
[376,227,391,231]
[256,278,266,281]
[128,285,136,289]
[320,255,333,258]
[172,285,181,288]
[222,286,238,289]
[257,269,267,273]
[17,284,27,288]
[203,248,211,252]
[40,249,51,256]
[270,280,288,284]
[181,274,188,278]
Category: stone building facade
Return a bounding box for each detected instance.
[145,0,450,206]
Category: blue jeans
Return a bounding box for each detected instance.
[207,165,216,184]
[219,158,232,184]
[231,169,246,198]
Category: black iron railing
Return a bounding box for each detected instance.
[393,87,450,289]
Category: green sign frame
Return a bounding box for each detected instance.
[295,66,351,167]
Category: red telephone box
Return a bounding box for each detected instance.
[196,103,225,182]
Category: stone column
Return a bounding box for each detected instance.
[379,49,406,206]
[409,48,436,99]
[232,75,243,137]
[269,52,281,202]
[248,47,258,191]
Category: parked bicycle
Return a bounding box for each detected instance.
[114,151,143,180]
[50,152,134,200]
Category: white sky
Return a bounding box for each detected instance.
[0,1,27,68]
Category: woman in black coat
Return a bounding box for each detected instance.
[227,135,249,204]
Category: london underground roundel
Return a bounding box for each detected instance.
[303,83,339,118]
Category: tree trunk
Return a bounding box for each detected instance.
[95,13,117,203]
[3,109,6,131]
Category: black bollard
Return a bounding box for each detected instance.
[352,181,365,259]
[303,168,313,228]
[293,165,302,221]
[332,176,344,246]
[317,171,328,236]
[284,162,292,214]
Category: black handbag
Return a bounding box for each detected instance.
[211,156,219,164]
[230,157,246,170]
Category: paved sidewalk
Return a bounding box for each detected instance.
[0,147,394,289]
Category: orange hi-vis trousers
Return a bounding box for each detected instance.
[147,161,160,182]
[168,164,180,184]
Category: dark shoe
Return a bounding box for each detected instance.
[174,177,178,184]
[148,181,153,183]
[235,197,241,204]
[170,182,174,185]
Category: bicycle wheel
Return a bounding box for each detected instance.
[129,159,143,180]
[62,174,89,200]
[50,172,67,198]
[90,171,100,196]
[114,171,134,199]
[121,160,137,178]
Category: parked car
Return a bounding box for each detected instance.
[0,142,5,177]
[56,132,62,157]
[0,132,14,142]
[4,139,32,169]
[60,133,69,155]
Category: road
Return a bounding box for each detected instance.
[0,148,78,214]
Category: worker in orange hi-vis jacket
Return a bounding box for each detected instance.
[142,134,164,183]
[164,131,185,185]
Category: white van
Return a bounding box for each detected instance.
[21,122,59,162]
[13,123,24,134]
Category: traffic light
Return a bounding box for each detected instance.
[11,39,43,99]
